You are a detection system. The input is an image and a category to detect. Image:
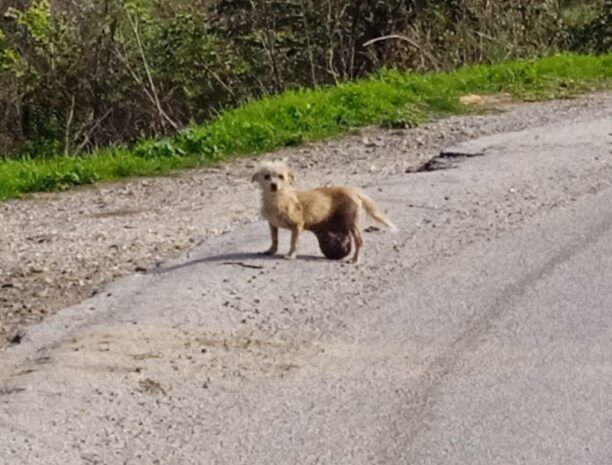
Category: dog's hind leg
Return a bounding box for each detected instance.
[349,222,364,264]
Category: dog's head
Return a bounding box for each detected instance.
[251,161,295,194]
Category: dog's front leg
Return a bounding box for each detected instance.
[263,223,279,255]
[286,224,302,260]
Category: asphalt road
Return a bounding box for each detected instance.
[1,109,611,464]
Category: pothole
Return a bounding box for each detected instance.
[417,148,485,172]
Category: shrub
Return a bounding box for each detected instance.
[0,0,607,158]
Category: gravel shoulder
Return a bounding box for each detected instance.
[1,92,610,347]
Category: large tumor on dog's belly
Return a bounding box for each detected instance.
[315,230,352,260]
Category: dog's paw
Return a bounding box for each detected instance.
[284,253,296,260]
[261,249,277,256]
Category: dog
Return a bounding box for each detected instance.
[251,161,397,263]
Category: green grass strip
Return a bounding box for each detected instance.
[1,53,610,200]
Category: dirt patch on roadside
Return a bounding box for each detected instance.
[1,93,610,347]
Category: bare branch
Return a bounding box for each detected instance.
[75,108,113,154]
[64,95,76,155]
[364,34,440,71]
[125,9,179,132]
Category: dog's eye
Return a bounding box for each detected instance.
[278,174,284,180]
[264,174,271,180]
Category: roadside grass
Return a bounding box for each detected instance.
[1,53,610,200]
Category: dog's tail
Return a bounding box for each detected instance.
[356,191,398,232]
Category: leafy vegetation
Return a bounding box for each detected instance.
[0,0,609,158]
[1,53,610,200]
[564,0,612,53]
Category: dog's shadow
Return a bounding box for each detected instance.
[151,251,328,274]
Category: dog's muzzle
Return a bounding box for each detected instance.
[270,183,278,192]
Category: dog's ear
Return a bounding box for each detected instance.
[287,169,295,184]
[251,170,261,183]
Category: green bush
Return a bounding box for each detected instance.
[1,0,608,159]
[566,0,611,53]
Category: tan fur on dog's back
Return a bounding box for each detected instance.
[297,187,396,232]
[296,188,343,229]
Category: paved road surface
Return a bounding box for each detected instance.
[1,109,611,464]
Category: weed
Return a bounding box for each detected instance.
[0,53,610,200]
